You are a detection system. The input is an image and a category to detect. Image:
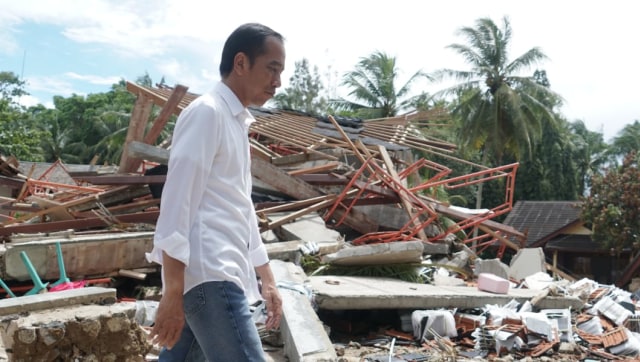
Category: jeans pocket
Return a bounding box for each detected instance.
[183,284,206,317]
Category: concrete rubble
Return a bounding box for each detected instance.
[0,288,150,361]
[1,84,639,361]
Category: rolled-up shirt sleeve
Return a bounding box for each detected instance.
[248,208,269,267]
[148,102,220,267]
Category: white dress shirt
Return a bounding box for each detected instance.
[148,81,268,303]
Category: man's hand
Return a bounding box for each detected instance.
[150,292,184,349]
[261,280,283,330]
[149,251,186,349]
[256,262,282,330]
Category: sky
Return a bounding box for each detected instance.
[1,1,638,142]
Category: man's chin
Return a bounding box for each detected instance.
[249,98,269,107]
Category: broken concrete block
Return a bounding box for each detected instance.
[321,240,423,266]
[0,287,117,316]
[508,248,546,281]
[270,260,337,362]
[0,302,150,361]
[474,258,509,280]
[271,212,342,243]
[421,241,450,256]
[477,273,510,294]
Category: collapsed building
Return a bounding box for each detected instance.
[0,82,639,361]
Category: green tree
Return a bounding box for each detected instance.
[272,58,327,115]
[570,120,609,195]
[514,118,585,201]
[42,79,144,165]
[607,120,640,162]
[431,16,561,208]
[335,51,426,119]
[581,151,640,254]
[432,17,561,162]
[0,71,46,161]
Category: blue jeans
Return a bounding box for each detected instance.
[159,281,265,362]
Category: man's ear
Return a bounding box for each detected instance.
[233,52,249,75]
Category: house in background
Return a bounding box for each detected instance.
[503,200,627,285]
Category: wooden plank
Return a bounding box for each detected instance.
[377,145,428,241]
[143,84,188,145]
[0,174,25,189]
[71,198,160,218]
[287,162,339,176]
[251,156,378,234]
[0,210,159,236]
[119,94,154,173]
[256,195,336,214]
[249,140,274,162]
[271,152,333,166]
[126,140,170,165]
[28,197,75,221]
[260,197,338,232]
[327,115,370,169]
[74,174,166,185]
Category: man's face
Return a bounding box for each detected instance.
[246,36,285,106]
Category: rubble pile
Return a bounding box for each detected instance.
[1,82,638,361]
[320,270,640,361]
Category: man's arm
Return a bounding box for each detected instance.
[255,262,282,330]
[150,252,186,349]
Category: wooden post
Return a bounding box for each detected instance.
[552,250,558,280]
[377,145,428,241]
[119,94,154,173]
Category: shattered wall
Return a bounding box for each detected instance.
[1,302,151,361]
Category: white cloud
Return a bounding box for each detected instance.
[64,72,122,86]
[0,0,637,141]
[24,75,79,97]
[16,94,41,108]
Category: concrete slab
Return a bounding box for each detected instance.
[0,287,117,315]
[475,258,510,279]
[321,240,423,266]
[509,248,546,281]
[309,276,584,311]
[265,240,342,263]
[272,212,342,243]
[2,232,154,281]
[270,260,337,362]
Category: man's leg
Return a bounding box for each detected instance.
[185,281,265,362]
[158,318,206,362]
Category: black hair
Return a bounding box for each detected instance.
[219,23,284,78]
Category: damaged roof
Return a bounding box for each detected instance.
[503,200,584,247]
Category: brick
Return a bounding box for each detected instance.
[477,273,510,294]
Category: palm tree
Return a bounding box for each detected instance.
[431,16,561,208]
[433,17,560,162]
[608,120,640,163]
[335,51,427,118]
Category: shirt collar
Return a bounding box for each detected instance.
[213,82,254,125]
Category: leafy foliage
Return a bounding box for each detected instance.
[432,17,561,163]
[0,71,46,161]
[272,58,327,115]
[581,152,640,252]
[335,51,427,119]
[607,120,640,163]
